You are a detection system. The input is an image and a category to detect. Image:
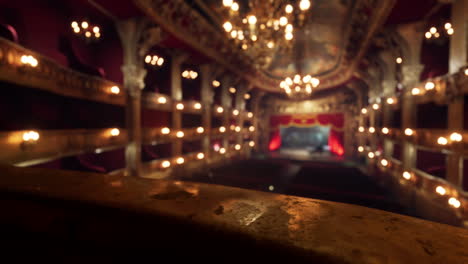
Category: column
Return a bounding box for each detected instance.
[235,84,247,151]
[220,76,232,152]
[200,64,215,159]
[449,0,468,74]
[117,19,151,177]
[170,52,187,156]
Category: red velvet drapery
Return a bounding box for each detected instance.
[269,113,345,156]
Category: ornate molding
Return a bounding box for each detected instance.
[0,38,125,106]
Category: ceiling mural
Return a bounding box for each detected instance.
[267,0,355,79]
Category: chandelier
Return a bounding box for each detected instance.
[220,0,312,69]
[280,74,320,99]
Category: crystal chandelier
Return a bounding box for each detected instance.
[221,0,312,69]
[280,74,320,100]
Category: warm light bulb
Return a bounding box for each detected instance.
[444,22,452,30]
[110,86,120,94]
[411,87,421,95]
[285,4,293,13]
[176,157,185,164]
[247,112,253,118]
[402,171,412,180]
[361,108,368,114]
[285,24,293,32]
[279,17,288,26]
[382,127,389,134]
[81,21,89,29]
[425,32,431,39]
[197,153,205,160]
[235,144,241,150]
[358,146,364,152]
[299,0,311,10]
[145,55,152,64]
[73,27,80,33]
[231,2,239,11]
[380,159,389,167]
[71,21,78,28]
[219,148,226,154]
[249,141,255,147]
[450,132,463,142]
[157,57,164,66]
[196,127,204,134]
[386,97,395,105]
[190,71,198,79]
[249,126,255,132]
[372,103,379,110]
[219,126,226,133]
[212,80,220,87]
[425,82,435,90]
[437,137,448,145]
[244,94,251,100]
[358,126,365,133]
[447,28,454,35]
[436,186,446,196]
[110,128,120,137]
[368,152,375,159]
[404,128,414,136]
[85,31,92,38]
[429,27,437,34]
[194,102,202,110]
[285,32,293,40]
[229,87,236,94]
[396,57,403,64]
[223,0,233,7]
[176,131,184,138]
[157,97,167,104]
[248,15,257,25]
[161,160,171,168]
[93,26,100,33]
[176,103,184,110]
[311,78,320,87]
[233,109,239,116]
[217,106,224,113]
[22,131,40,142]
[448,197,461,208]
[369,127,375,133]
[161,127,171,134]
[267,41,274,49]
[465,69,468,76]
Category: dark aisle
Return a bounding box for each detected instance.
[183,158,409,216]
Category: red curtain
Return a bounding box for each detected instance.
[269,113,345,156]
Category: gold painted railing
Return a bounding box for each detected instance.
[0,37,125,105]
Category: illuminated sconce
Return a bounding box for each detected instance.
[161,127,171,135]
[71,20,101,40]
[176,157,185,164]
[235,144,241,150]
[411,87,421,95]
[196,127,204,134]
[369,127,375,133]
[244,93,251,100]
[20,55,39,67]
[404,128,414,136]
[249,141,255,147]
[361,108,368,114]
[233,109,239,116]
[157,96,167,104]
[219,148,226,154]
[247,112,253,118]
[110,128,120,137]
[358,146,364,152]
[358,126,365,133]
[448,197,461,208]
[219,126,226,133]
[380,159,389,167]
[229,87,237,94]
[194,102,202,110]
[176,103,184,110]
[386,97,396,105]
[435,186,446,196]
[372,103,379,110]
[197,153,205,160]
[212,80,221,87]
[216,106,224,113]
[425,82,435,91]
[235,126,241,132]
[450,132,463,142]
[109,86,120,95]
[182,70,198,79]
[176,131,185,138]
[382,127,389,134]
[402,171,412,180]
[465,68,468,76]
[396,57,403,64]
[437,137,448,146]
[230,125,236,131]
[22,130,40,142]
[368,152,375,159]
[249,126,255,132]
[145,54,164,66]
[161,160,171,169]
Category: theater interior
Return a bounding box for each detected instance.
[1,0,468,262]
